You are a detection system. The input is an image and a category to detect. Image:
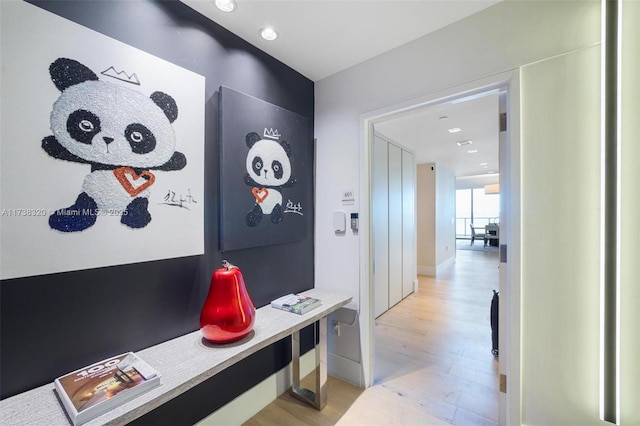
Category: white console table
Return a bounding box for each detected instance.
[0,289,351,426]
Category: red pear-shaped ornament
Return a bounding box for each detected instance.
[200,260,256,343]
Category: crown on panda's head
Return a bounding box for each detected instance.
[263,128,281,140]
[100,66,141,86]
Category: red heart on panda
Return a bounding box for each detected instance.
[252,187,269,203]
[113,167,156,197]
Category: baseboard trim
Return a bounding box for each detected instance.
[418,256,455,277]
[328,352,363,388]
[417,265,435,276]
[437,256,455,273]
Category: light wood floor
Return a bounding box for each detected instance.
[244,247,500,425]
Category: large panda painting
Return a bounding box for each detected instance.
[0,2,205,279]
[44,58,187,232]
[219,87,309,251]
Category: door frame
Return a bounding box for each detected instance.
[357,69,521,425]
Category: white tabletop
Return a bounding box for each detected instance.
[0,289,351,426]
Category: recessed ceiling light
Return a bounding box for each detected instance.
[448,127,461,133]
[480,162,489,167]
[467,149,478,154]
[456,140,472,146]
[439,116,448,121]
[215,0,236,12]
[260,27,279,41]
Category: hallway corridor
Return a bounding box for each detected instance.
[370,248,500,425]
[244,249,500,425]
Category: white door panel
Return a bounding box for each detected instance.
[402,150,416,299]
[388,144,403,307]
[373,135,389,318]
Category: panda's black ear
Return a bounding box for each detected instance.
[280,140,292,157]
[49,58,99,92]
[246,132,261,148]
[151,92,178,123]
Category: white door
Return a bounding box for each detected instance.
[373,135,389,318]
[388,144,403,307]
[373,133,416,317]
[402,149,416,298]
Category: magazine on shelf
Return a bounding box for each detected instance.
[271,293,321,315]
[54,352,161,425]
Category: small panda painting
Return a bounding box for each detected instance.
[219,86,309,251]
[42,58,186,232]
[243,131,296,227]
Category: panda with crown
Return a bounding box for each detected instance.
[243,129,296,227]
[42,58,186,232]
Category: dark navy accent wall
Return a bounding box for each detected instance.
[0,1,315,421]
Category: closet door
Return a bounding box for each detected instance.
[387,144,403,308]
[373,135,389,318]
[402,149,416,299]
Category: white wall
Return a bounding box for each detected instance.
[314,0,620,423]
[434,164,455,267]
[416,163,455,276]
[314,0,600,307]
[620,1,640,423]
[416,163,436,272]
[520,44,601,425]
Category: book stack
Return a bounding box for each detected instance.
[271,293,322,315]
[54,352,161,425]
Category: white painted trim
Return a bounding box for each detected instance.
[196,351,317,426]
[504,70,522,426]
[358,118,374,388]
[438,256,455,274]
[417,256,455,277]
[359,69,521,425]
[417,265,435,276]
[328,353,363,387]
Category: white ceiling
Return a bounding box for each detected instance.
[181,0,501,82]
[181,0,502,182]
[375,92,500,178]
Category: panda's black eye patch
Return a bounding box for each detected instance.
[272,160,283,179]
[252,156,263,175]
[67,109,101,145]
[125,123,156,154]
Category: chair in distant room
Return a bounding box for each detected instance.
[485,223,500,247]
[470,224,487,247]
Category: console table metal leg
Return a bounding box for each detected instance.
[290,317,328,410]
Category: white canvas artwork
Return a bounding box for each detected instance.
[0,1,205,279]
